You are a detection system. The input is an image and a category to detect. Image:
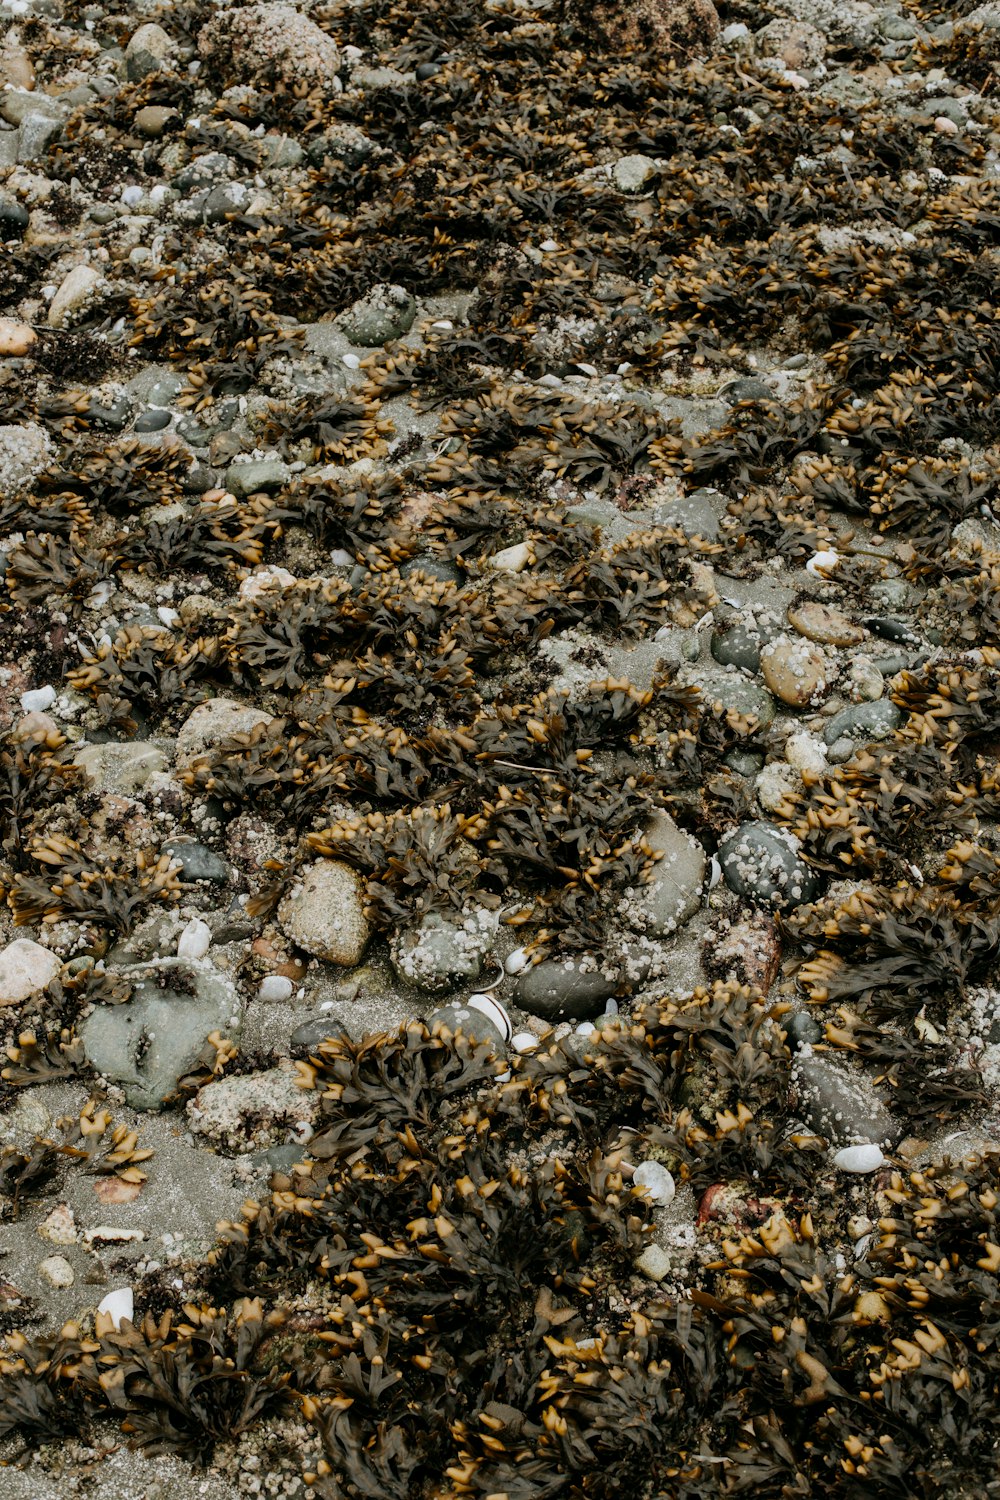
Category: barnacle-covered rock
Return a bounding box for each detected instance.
[718,821,819,908]
[187,1065,316,1154]
[176,697,273,763]
[515,955,618,1020]
[338,283,417,347]
[197,4,341,87]
[792,1049,899,1149]
[277,859,370,966]
[0,939,61,1006]
[389,908,497,994]
[618,810,705,937]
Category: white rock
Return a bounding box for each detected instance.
[38,1255,74,1289]
[784,731,827,776]
[177,918,211,961]
[636,1244,672,1281]
[0,939,61,1006]
[755,762,800,813]
[97,1287,134,1329]
[83,1225,144,1245]
[19,684,55,713]
[511,1031,538,1052]
[238,564,296,603]
[805,549,839,576]
[489,541,531,572]
[259,974,294,1001]
[504,947,529,975]
[330,548,354,567]
[633,1161,676,1206]
[47,265,102,329]
[833,1143,885,1174]
[176,696,273,761]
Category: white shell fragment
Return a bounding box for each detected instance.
[511,1031,538,1052]
[833,1143,885,1174]
[805,549,840,576]
[504,947,529,975]
[177,918,212,961]
[97,1287,134,1330]
[632,1161,677,1207]
[467,992,512,1042]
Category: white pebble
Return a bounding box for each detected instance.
[330,548,354,567]
[20,684,56,713]
[97,1287,134,1330]
[633,1160,676,1206]
[121,185,143,207]
[259,975,293,1001]
[833,1143,885,1174]
[539,238,558,251]
[504,947,529,975]
[511,1031,538,1052]
[177,918,211,961]
[156,606,180,628]
[805,549,839,576]
[342,352,361,369]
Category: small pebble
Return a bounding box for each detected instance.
[177,918,212,961]
[20,684,56,713]
[259,975,294,1001]
[633,1161,676,1206]
[97,1287,134,1329]
[833,1143,885,1174]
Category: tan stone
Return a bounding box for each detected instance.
[760,637,828,707]
[788,600,863,647]
[0,36,34,91]
[0,939,61,1006]
[134,104,176,137]
[0,317,35,356]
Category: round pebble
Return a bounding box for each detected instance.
[787,600,863,647]
[833,1144,885,1174]
[259,975,294,1002]
[718,821,819,908]
[760,637,828,707]
[633,1161,676,1206]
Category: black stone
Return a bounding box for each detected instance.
[162,840,230,884]
[135,408,172,433]
[515,958,617,1021]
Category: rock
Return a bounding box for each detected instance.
[710,607,780,673]
[198,4,342,87]
[619,811,705,936]
[0,317,35,356]
[650,487,721,541]
[822,700,901,747]
[259,975,294,1001]
[720,376,772,403]
[755,762,799,813]
[864,615,921,646]
[38,1203,76,1244]
[783,1010,823,1048]
[700,674,775,727]
[278,860,370,966]
[38,1255,74,1289]
[187,1065,315,1153]
[636,1244,672,1281]
[226,458,290,495]
[74,740,167,793]
[0,939,61,1006]
[580,0,721,59]
[515,958,618,1022]
[134,105,176,138]
[389,908,497,994]
[238,565,297,603]
[0,191,28,237]
[18,109,63,161]
[259,133,304,168]
[793,1051,898,1148]
[760,637,828,707]
[20,684,54,713]
[135,410,173,434]
[787,600,863,647]
[79,958,244,1111]
[784,731,826,776]
[430,997,509,1051]
[126,22,174,82]
[846,657,883,703]
[339,283,417,346]
[47,265,102,329]
[724,748,764,778]
[633,1161,676,1205]
[0,36,34,90]
[191,181,257,225]
[703,910,782,991]
[833,1143,885,1174]
[489,541,531,572]
[718,821,819,908]
[176,697,273,761]
[612,154,659,192]
[162,840,229,884]
[753,17,827,67]
[177,918,212,961]
[0,421,52,497]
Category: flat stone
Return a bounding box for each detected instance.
[80,957,244,1111]
[162,840,230,884]
[389,908,497,994]
[720,376,773,404]
[793,1051,898,1148]
[760,636,828,707]
[17,110,63,161]
[339,283,417,346]
[515,957,617,1021]
[135,409,172,433]
[187,1065,314,1153]
[74,740,167,794]
[822,700,901,747]
[649,487,722,541]
[278,859,370,966]
[0,90,64,127]
[226,458,290,495]
[429,999,508,1051]
[711,608,780,673]
[176,696,273,761]
[787,600,864,647]
[619,811,705,937]
[718,821,819,908]
[0,939,61,1006]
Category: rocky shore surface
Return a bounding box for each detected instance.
[2,0,1000,1494]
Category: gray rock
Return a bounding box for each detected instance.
[73,741,167,794]
[515,958,617,1021]
[226,459,290,495]
[126,22,174,82]
[649,488,722,542]
[724,748,765,777]
[191,181,255,224]
[0,421,52,497]
[339,283,417,346]
[80,958,243,1111]
[783,1010,823,1049]
[0,191,28,236]
[135,409,173,433]
[142,372,186,407]
[262,1143,305,1173]
[389,909,497,994]
[612,154,658,193]
[710,607,780,673]
[429,1000,507,1051]
[259,133,304,169]
[175,153,234,194]
[87,393,132,431]
[718,821,819,908]
[187,1066,314,1153]
[619,811,705,937]
[720,376,773,404]
[162,840,230,885]
[290,1016,342,1052]
[793,1050,898,1148]
[399,555,463,585]
[822,700,901,747]
[17,111,64,161]
[305,123,379,168]
[699,674,775,727]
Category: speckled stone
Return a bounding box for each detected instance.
[787,600,863,647]
[619,811,705,937]
[278,859,370,966]
[702,675,776,727]
[793,1051,898,1148]
[718,821,819,908]
[822,699,901,746]
[760,637,828,707]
